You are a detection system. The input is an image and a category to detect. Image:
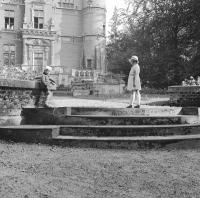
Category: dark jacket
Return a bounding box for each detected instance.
[41,73,52,90]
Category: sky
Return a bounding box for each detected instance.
[106,0,126,34]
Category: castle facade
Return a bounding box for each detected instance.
[0,0,106,85]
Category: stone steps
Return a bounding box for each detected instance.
[70,107,182,116]
[22,106,182,117]
[0,125,60,142]
[59,124,200,137]
[54,134,200,141]
[2,107,199,148]
[0,123,200,148]
[63,115,197,125]
[21,108,187,125]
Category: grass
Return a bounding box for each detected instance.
[0,140,200,198]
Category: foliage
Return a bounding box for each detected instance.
[107,0,200,88]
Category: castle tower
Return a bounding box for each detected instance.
[82,0,106,73]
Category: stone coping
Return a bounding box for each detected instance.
[168,85,200,92]
[0,78,56,90]
[66,115,182,118]
[169,85,200,88]
[58,124,200,128]
[22,106,183,117]
[0,125,59,129]
[0,109,22,116]
[54,134,200,141]
[0,78,39,89]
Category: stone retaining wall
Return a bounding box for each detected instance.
[0,79,44,125]
[0,79,40,109]
[168,86,200,107]
[0,79,38,89]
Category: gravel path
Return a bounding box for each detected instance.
[51,96,169,108]
[52,96,127,108]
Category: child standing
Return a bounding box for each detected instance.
[127,55,141,108]
[35,66,56,108]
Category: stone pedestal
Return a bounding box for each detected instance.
[0,78,55,126]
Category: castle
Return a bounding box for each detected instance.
[0,0,106,85]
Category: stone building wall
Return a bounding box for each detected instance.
[94,83,125,96]
[0,0,106,85]
[0,2,24,66]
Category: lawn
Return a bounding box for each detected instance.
[0,140,200,198]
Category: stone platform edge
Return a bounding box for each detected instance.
[21,106,200,116]
[0,78,39,89]
[0,78,56,90]
[168,85,200,107]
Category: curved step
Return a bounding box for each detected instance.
[63,115,184,125]
[70,107,182,116]
[21,107,182,119]
[0,125,60,141]
[59,124,200,137]
[54,134,200,141]
[21,113,186,126]
[21,111,200,125]
[21,107,200,126]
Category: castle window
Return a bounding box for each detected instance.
[34,9,44,29]
[90,71,94,77]
[87,59,92,69]
[4,10,14,30]
[87,0,93,7]
[34,52,43,65]
[59,0,74,8]
[103,24,106,35]
[3,44,15,66]
[75,71,79,77]
[85,71,89,77]
[80,71,84,77]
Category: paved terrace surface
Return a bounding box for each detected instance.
[51,96,170,108]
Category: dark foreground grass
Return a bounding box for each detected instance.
[0,140,200,198]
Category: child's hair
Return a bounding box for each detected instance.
[43,69,49,74]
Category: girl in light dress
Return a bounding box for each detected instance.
[127,55,141,108]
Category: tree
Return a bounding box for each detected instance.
[107,0,200,88]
